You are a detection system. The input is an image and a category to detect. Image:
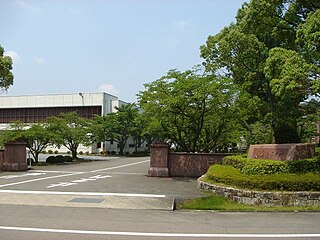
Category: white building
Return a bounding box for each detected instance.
[0,92,146,154]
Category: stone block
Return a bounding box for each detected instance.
[2,142,28,171]
[148,144,169,177]
[248,143,316,161]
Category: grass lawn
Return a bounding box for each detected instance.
[178,193,320,211]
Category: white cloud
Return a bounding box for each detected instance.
[172,20,194,33]
[15,0,41,13]
[5,50,20,63]
[98,83,118,96]
[34,57,45,65]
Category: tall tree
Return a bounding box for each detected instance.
[48,112,90,159]
[138,67,241,152]
[201,0,319,143]
[91,103,138,155]
[0,45,14,91]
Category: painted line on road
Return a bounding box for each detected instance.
[31,170,83,174]
[96,172,145,175]
[0,160,149,188]
[90,160,150,173]
[0,189,166,198]
[0,172,85,188]
[0,226,319,238]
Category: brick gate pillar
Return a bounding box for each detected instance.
[0,150,4,170]
[2,141,28,171]
[148,143,170,177]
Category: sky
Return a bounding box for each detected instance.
[0,0,247,103]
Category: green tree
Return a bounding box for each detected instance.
[138,67,241,152]
[0,122,53,163]
[0,45,14,91]
[200,0,319,144]
[48,112,90,159]
[91,104,138,155]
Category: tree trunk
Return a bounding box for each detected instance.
[71,149,77,159]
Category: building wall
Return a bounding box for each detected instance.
[0,92,147,155]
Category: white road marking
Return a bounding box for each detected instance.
[0,190,166,198]
[0,160,149,188]
[90,160,150,173]
[0,173,46,179]
[0,172,85,188]
[31,170,83,174]
[0,226,319,238]
[46,175,112,188]
[97,172,145,175]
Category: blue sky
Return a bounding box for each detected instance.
[1,0,247,102]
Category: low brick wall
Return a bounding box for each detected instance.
[198,176,320,206]
[168,153,229,177]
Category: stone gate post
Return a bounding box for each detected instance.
[2,141,28,171]
[148,143,170,177]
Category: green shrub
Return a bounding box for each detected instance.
[206,165,320,191]
[46,155,73,164]
[316,147,320,155]
[48,150,53,154]
[287,158,320,173]
[54,150,59,154]
[222,156,289,174]
[63,156,73,162]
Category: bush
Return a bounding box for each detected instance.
[79,151,83,155]
[206,165,320,191]
[110,151,117,155]
[287,158,320,173]
[222,156,289,174]
[46,155,73,164]
[41,150,47,154]
[48,150,53,154]
[54,150,59,154]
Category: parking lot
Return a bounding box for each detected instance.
[0,156,203,210]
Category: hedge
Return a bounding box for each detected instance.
[222,156,289,174]
[46,155,73,164]
[206,165,320,191]
[222,155,320,174]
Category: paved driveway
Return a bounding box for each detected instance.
[1,156,320,239]
[0,156,204,210]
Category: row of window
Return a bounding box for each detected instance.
[0,106,102,123]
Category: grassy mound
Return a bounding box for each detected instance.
[205,164,320,191]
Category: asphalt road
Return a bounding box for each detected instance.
[0,156,319,240]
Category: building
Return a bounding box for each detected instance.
[0,92,146,154]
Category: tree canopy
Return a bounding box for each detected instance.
[48,112,90,159]
[138,67,242,152]
[0,45,14,91]
[200,0,320,144]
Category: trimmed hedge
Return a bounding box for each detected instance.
[46,155,73,164]
[222,156,289,174]
[206,165,320,191]
[222,155,320,174]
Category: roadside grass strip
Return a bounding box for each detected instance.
[0,226,319,238]
[179,194,320,211]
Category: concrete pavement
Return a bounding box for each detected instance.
[1,156,320,239]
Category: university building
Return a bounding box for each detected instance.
[0,92,146,154]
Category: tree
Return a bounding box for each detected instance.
[200,0,320,144]
[91,103,138,155]
[138,67,241,152]
[0,45,14,91]
[48,112,90,159]
[0,122,53,163]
